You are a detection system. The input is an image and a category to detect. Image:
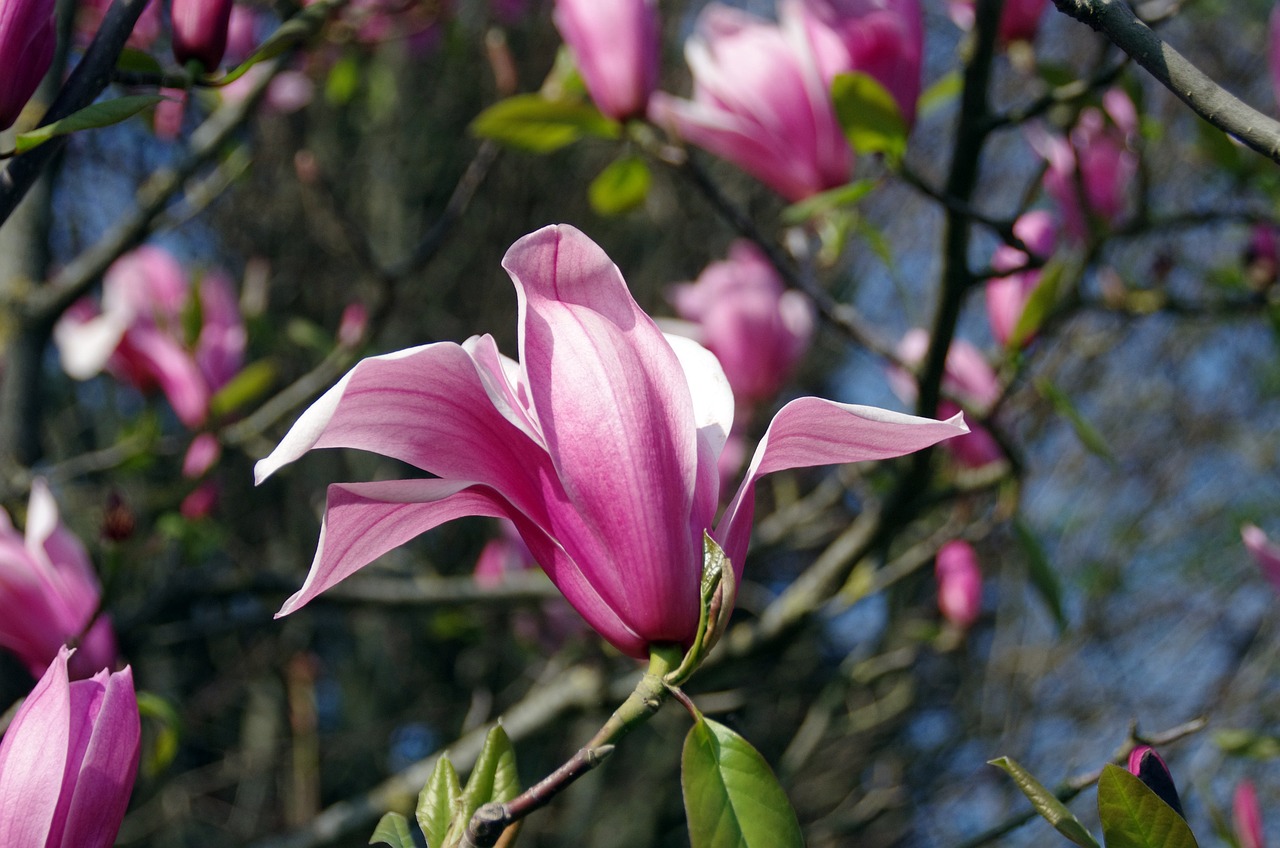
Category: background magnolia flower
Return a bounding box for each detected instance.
[54,245,246,428]
[0,480,118,680]
[935,540,981,629]
[0,0,56,131]
[669,240,814,405]
[986,210,1058,347]
[172,0,235,70]
[1026,89,1138,242]
[256,225,965,658]
[890,328,1004,468]
[1234,780,1265,848]
[946,0,1047,44]
[0,647,140,848]
[1242,524,1280,593]
[75,0,161,50]
[554,0,659,122]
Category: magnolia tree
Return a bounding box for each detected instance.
[0,0,1277,846]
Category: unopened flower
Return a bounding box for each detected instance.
[1242,524,1280,593]
[1234,780,1265,848]
[1127,745,1185,818]
[75,0,161,50]
[0,647,140,848]
[171,0,234,70]
[554,0,659,121]
[936,540,981,629]
[669,241,814,405]
[54,246,246,428]
[257,225,965,658]
[0,480,118,680]
[986,210,1058,347]
[0,0,56,131]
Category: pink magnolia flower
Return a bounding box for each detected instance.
[554,0,659,122]
[1027,89,1139,242]
[986,210,1058,347]
[935,540,981,629]
[0,647,140,848]
[890,328,1004,468]
[1127,745,1184,817]
[1235,780,1266,848]
[75,0,161,50]
[0,480,118,681]
[0,0,56,131]
[172,0,234,70]
[256,225,965,658]
[54,246,246,428]
[946,0,1048,44]
[1243,524,1280,593]
[670,241,814,405]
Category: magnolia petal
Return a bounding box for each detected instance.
[278,479,512,616]
[0,647,71,845]
[54,312,129,380]
[123,327,211,427]
[665,332,734,527]
[504,225,703,641]
[715,398,968,572]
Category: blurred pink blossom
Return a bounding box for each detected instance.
[473,519,537,588]
[54,245,246,428]
[172,0,234,70]
[1242,524,1280,592]
[1234,780,1266,848]
[670,241,814,405]
[946,0,1048,44]
[1026,89,1138,242]
[986,210,1057,347]
[0,647,139,848]
[0,480,118,681]
[0,0,56,131]
[76,0,161,50]
[1245,224,1279,288]
[338,302,370,349]
[554,0,659,121]
[935,540,981,629]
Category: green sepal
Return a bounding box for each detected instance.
[588,155,651,216]
[666,534,735,687]
[470,94,620,153]
[369,812,415,848]
[681,717,804,848]
[1097,764,1200,848]
[13,95,169,154]
[831,71,908,165]
[989,756,1100,848]
[417,756,462,848]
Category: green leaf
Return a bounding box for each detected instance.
[116,48,163,75]
[325,53,362,105]
[682,717,804,848]
[209,360,277,419]
[14,95,168,153]
[831,72,908,164]
[918,70,962,118]
[1034,378,1116,465]
[588,156,651,216]
[1214,728,1280,759]
[135,691,182,778]
[667,534,735,686]
[781,179,876,225]
[1012,517,1067,631]
[470,94,619,153]
[1007,256,1068,348]
[989,756,1099,848]
[369,812,415,848]
[442,726,519,848]
[217,0,333,86]
[417,756,462,848]
[1097,764,1199,848]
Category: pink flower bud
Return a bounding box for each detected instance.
[338,302,369,350]
[1235,780,1266,848]
[0,648,140,848]
[182,433,222,479]
[76,0,162,50]
[946,0,1048,44]
[1127,745,1185,818]
[986,210,1058,347]
[172,0,234,71]
[1243,524,1280,594]
[0,480,118,680]
[936,540,981,629]
[553,0,659,121]
[0,0,56,131]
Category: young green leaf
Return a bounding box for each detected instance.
[464,725,520,812]
[830,72,908,164]
[1034,378,1117,466]
[918,71,962,118]
[989,756,1099,848]
[780,180,876,225]
[1097,764,1200,848]
[588,156,651,216]
[369,812,415,848]
[418,756,462,848]
[682,717,804,848]
[14,95,168,154]
[1012,517,1067,632]
[470,95,619,153]
[1007,256,1066,348]
[666,534,734,687]
[209,360,277,418]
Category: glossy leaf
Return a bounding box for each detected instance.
[1012,517,1067,631]
[588,156,651,216]
[417,756,462,848]
[989,756,1099,848]
[14,95,168,153]
[1097,764,1200,848]
[470,94,620,153]
[682,717,804,848]
[831,72,908,164]
[369,812,414,848]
